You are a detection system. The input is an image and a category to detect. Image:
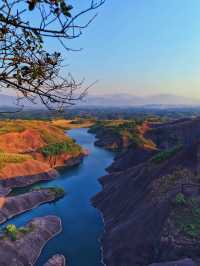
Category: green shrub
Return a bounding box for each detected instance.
[3,224,34,241]
[5,224,18,241]
[182,223,200,238]
[151,145,183,164]
[175,193,186,205]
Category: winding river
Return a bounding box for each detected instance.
[4,128,114,266]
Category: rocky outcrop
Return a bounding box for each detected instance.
[44,254,66,266]
[63,153,84,168]
[0,189,62,224]
[1,169,59,189]
[89,126,132,151]
[94,130,122,150]
[0,215,62,265]
[93,140,200,266]
[0,186,11,197]
[107,146,157,172]
[146,117,200,149]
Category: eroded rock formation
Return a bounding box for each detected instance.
[44,254,66,266]
[92,118,200,266]
[0,216,62,265]
[0,189,62,224]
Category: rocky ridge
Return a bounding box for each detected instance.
[92,117,200,266]
[0,188,63,224]
[1,153,84,190]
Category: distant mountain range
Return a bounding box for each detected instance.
[80,93,200,107]
[0,94,18,107]
[0,93,200,109]
[0,94,41,110]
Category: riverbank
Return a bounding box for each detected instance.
[32,128,114,266]
[0,188,64,224]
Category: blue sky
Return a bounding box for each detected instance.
[54,0,200,98]
[7,0,200,99]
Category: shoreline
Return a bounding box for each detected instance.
[0,188,64,225]
[33,216,63,265]
[1,153,85,192]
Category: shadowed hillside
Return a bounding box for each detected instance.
[92,117,200,266]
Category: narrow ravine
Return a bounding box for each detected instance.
[1,128,114,266]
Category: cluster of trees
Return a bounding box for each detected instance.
[40,140,81,167]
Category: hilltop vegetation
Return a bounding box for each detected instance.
[0,153,32,170]
[0,119,84,179]
[51,118,94,130]
[90,119,155,151]
[2,105,200,122]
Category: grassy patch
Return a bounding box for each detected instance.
[0,121,25,134]
[39,127,63,144]
[0,120,68,143]
[151,144,183,164]
[52,119,94,130]
[0,152,32,169]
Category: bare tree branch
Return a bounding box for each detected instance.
[0,0,105,111]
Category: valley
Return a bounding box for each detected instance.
[1,115,200,266]
[0,123,114,266]
[1,1,198,265]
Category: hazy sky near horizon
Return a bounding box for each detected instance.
[55,0,200,99]
[5,0,200,99]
